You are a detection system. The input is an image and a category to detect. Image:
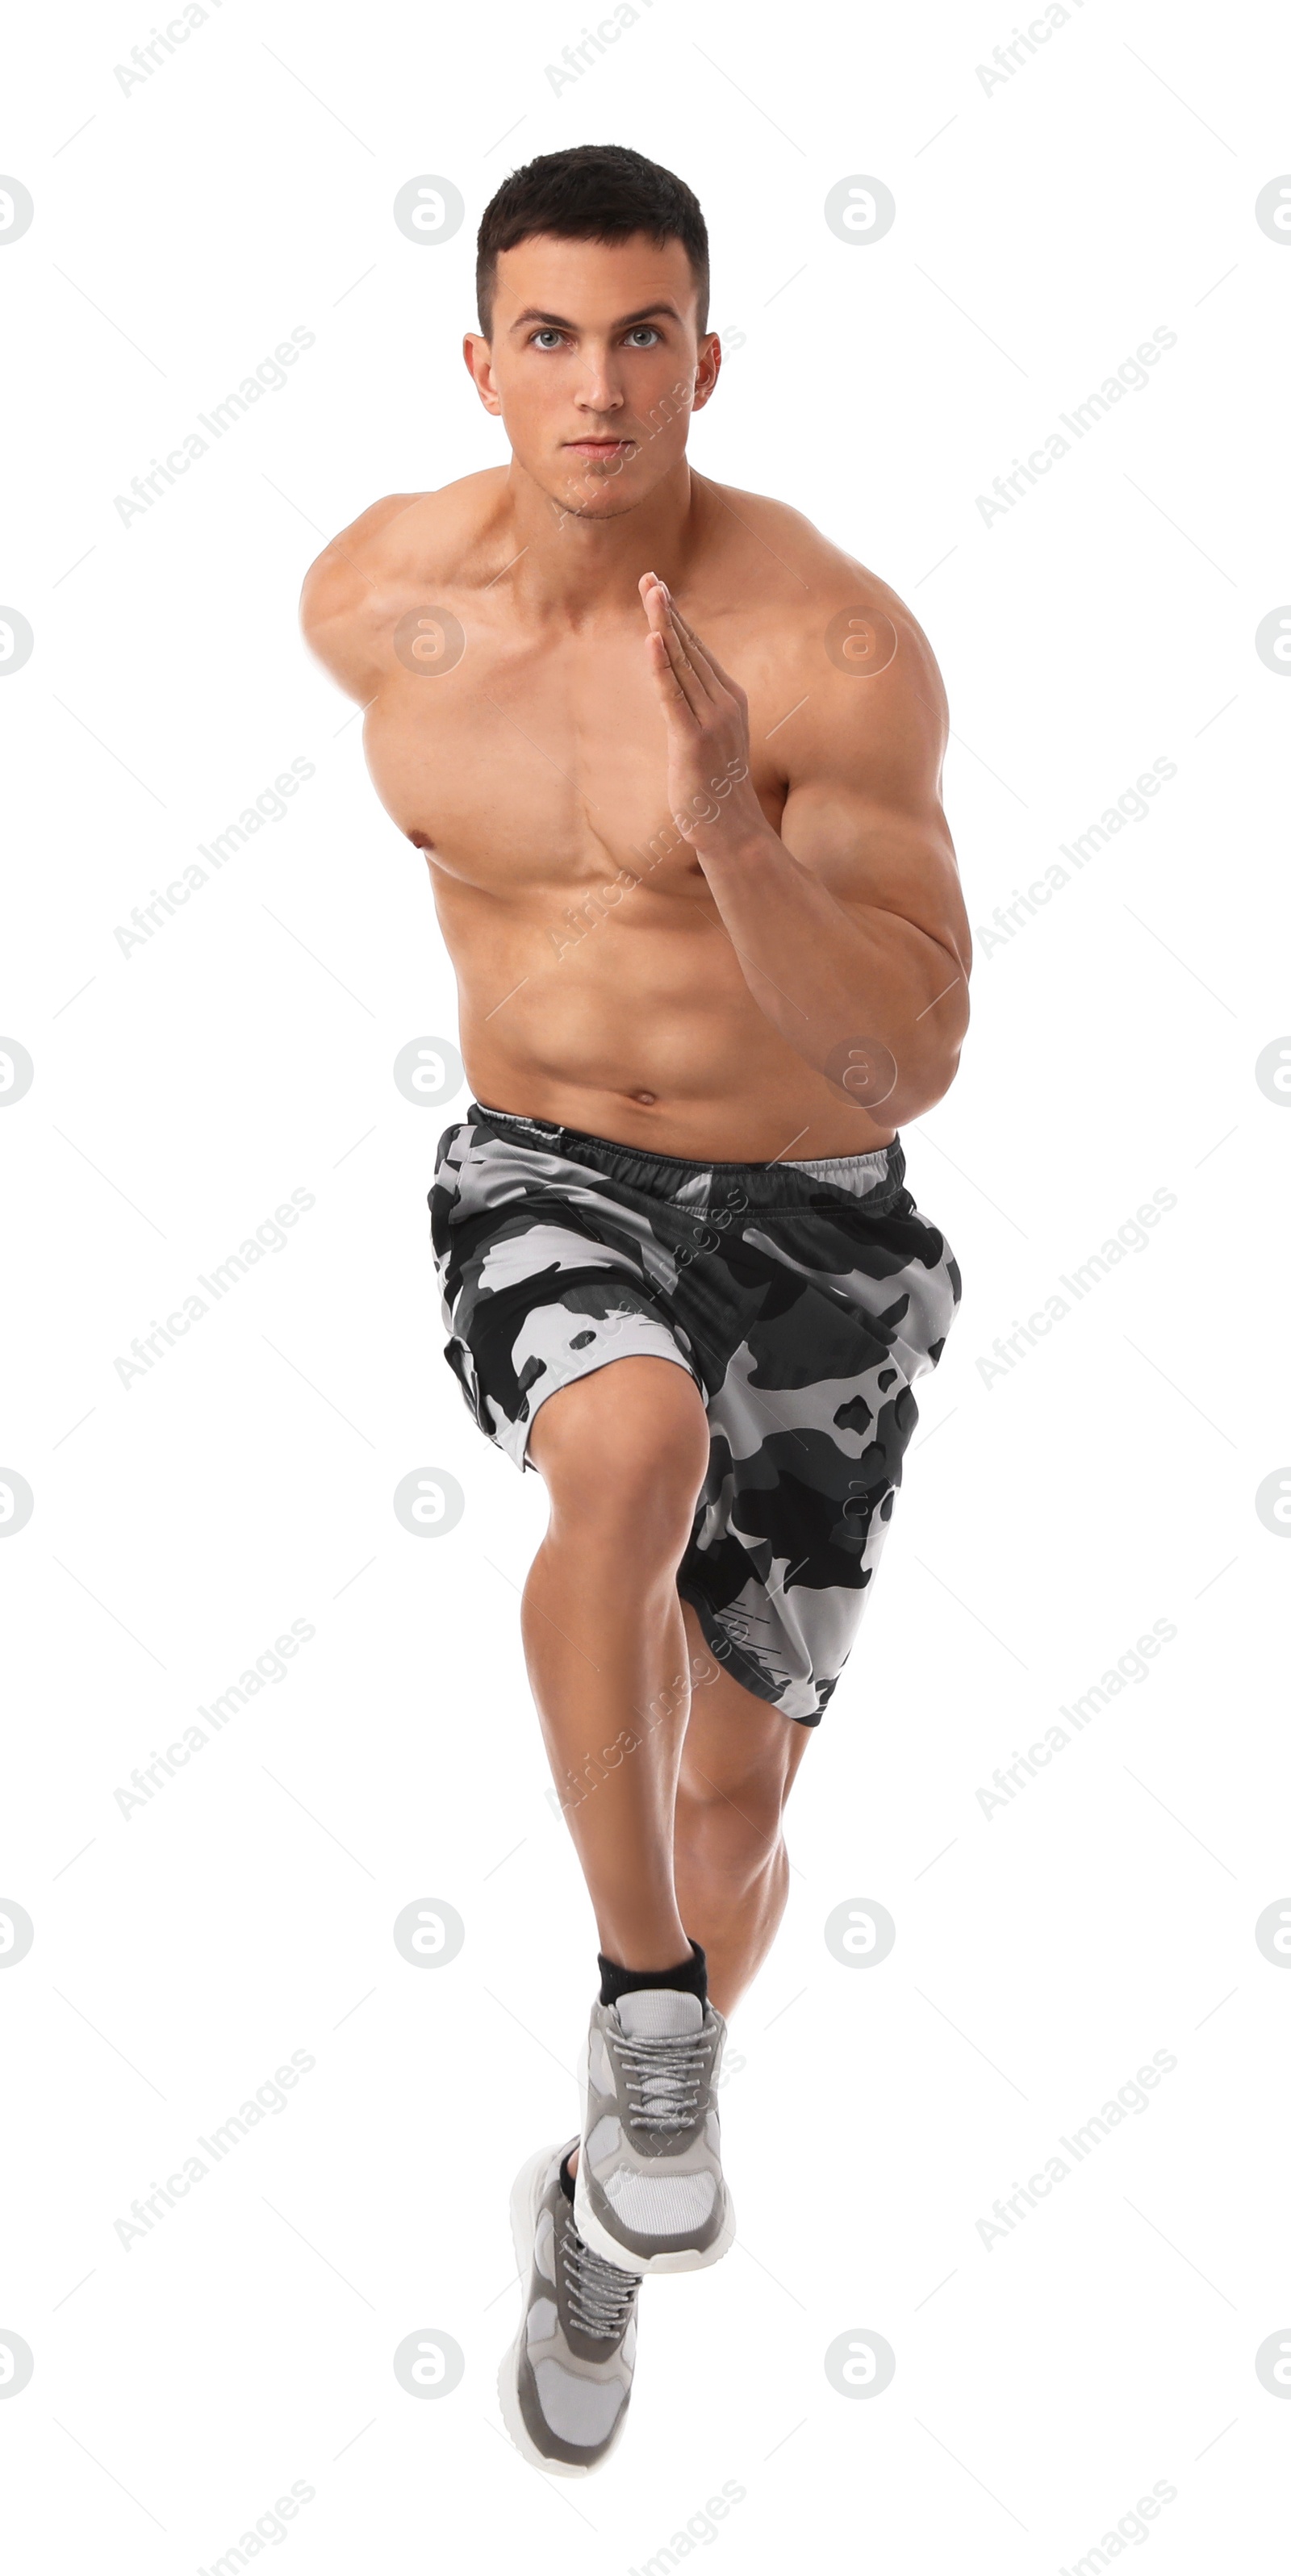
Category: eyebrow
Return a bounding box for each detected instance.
[508,302,683,335]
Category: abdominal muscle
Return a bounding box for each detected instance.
[433,867,898,1164]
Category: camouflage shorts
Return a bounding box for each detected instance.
[428,1100,961,1726]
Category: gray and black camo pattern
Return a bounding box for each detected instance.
[428,1100,962,1725]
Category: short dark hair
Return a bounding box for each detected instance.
[476,143,709,339]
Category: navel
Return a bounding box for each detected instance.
[631,1090,658,1106]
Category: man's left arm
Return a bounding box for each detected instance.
[641,571,971,1122]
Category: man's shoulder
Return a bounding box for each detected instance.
[299,471,506,699]
[698,477,943,715]
[698,476,902,614]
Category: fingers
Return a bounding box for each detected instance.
[641,573,708,722]
[643,620,702,723]
[642,574,717,711]
[639,572,741,703]
[642,572,714,674]
[642,572,708,682]
[643,623,688,712]
[650,624,706,724]
[669,614,722,700]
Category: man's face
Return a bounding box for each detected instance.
[465,232,719,520]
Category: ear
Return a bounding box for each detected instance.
[691,333,722,416]
[462,332,502,416]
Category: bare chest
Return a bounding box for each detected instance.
[362,613,786,901]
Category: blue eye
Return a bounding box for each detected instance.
[533,329,564,349]
[626,327,660,346]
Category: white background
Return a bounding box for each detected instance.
[2,0,1290,2566]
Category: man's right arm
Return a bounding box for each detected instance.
[299,492,423,705]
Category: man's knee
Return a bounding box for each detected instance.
[529,1356,708,1559]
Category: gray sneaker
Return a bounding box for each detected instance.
[498,2138,641,2475]
[573,1988,735,2276]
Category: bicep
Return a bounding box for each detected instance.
[777,625,971,978]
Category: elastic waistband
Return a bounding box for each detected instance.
[465,1099,906,1210]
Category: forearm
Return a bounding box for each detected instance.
[698,822,966,1117]
[636,570,967,1117]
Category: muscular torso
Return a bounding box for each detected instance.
[309,469,951,1160]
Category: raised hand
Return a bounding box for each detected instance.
[639,571,768,861]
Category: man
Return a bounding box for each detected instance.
[301,141,969,2476]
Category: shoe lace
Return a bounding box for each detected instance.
[613,2028,710,2132]
[561,2217,640,2339]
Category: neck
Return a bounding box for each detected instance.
[498,452,702,621]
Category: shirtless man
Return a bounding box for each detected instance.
[301,143,970,2476]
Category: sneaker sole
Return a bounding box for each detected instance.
[496,2143,632,2478]
[572,2161,736,2277]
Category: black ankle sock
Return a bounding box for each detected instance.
[558,2151,576,2202]
[597,1938,708,2010]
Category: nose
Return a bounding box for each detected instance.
[574,345,624,418]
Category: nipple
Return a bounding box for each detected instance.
[407,830,432,850]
